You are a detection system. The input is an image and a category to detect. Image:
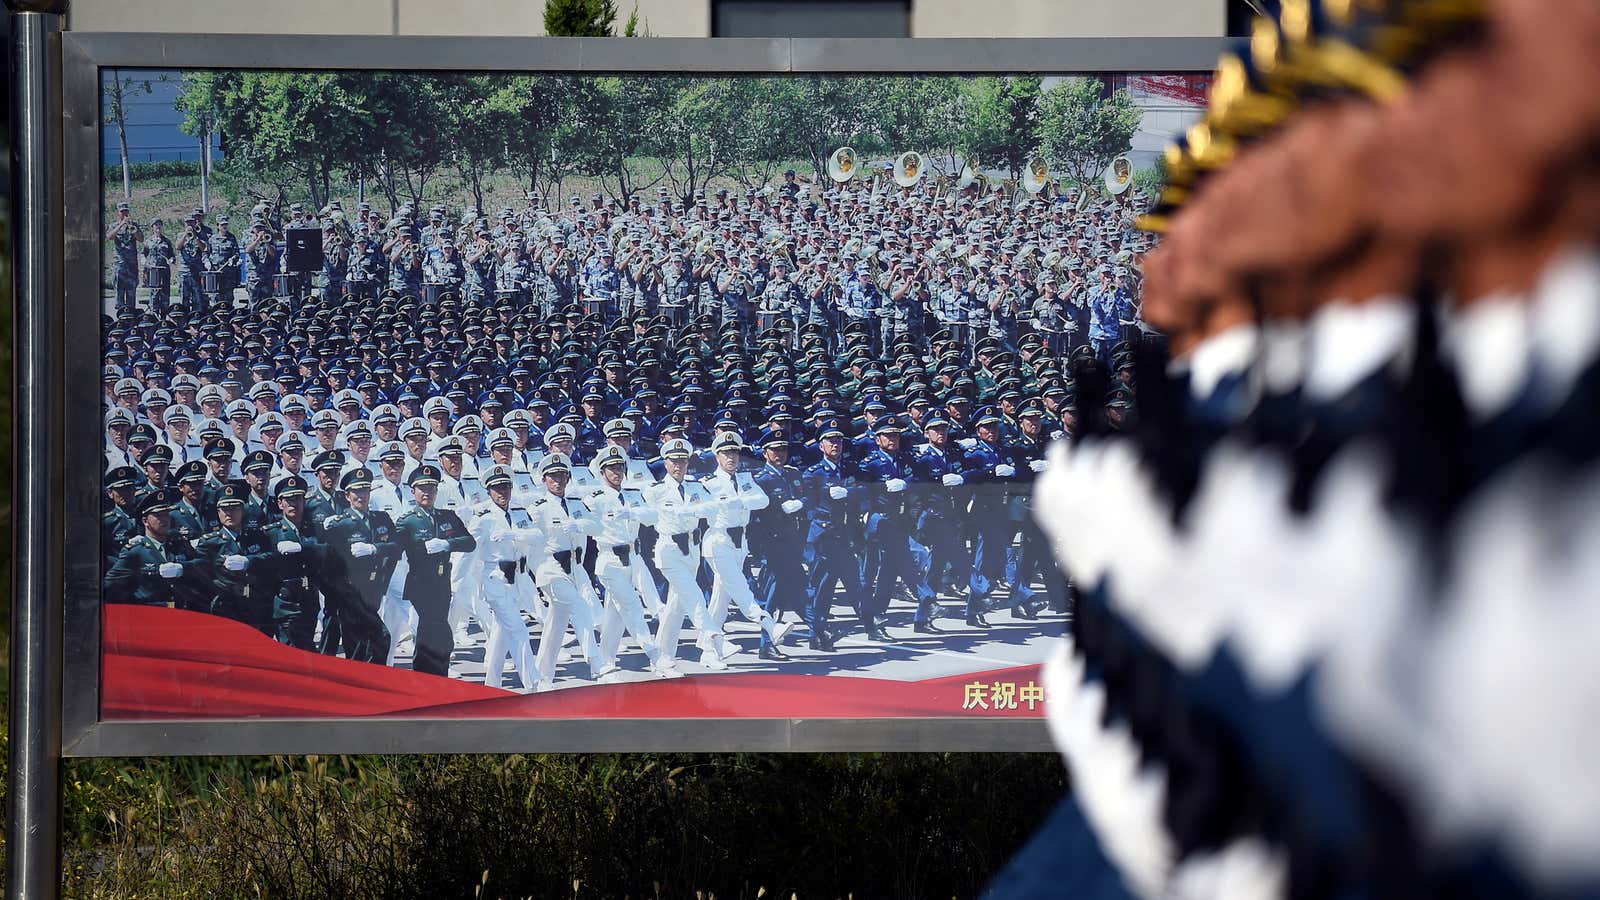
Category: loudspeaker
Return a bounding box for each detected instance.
[284,227,324,273]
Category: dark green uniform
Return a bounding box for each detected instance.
[168,498,208,544]
[262,517,328,652]
[393,505,476,676]
[104,533,207,610]
[101,505,138,573]
[193,524,281,633]
[318,508,400,664]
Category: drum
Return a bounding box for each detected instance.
[138,269,149,288]
[755,310,783,334]
[273,273,296,297]
[140,267,170,289]
[421,283,446,305]
[581,295,609,322]
[201,270,221,293]
[494,289,521,307]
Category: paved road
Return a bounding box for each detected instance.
[391,584,1068,693]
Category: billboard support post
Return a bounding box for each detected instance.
[8,5,66,900]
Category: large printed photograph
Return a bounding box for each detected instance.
[98,69,1205,719]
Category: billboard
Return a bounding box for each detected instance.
[63,35,1219,753]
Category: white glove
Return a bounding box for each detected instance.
[487,568,508,584]
[424,537,449,554]
[223,554,249,572]
[1029,459,1047,473]
[781,499,804,514]
[276,540,302,554]
[558,521,578,537]
[828,485,849,500]
[994,464,1015,478]
[885,478,908,493]
[941,473,965,487]
[158,562,184,579]
[350,542,376,558]
[1051,430,1064,440]
[321,516,337,528]
[489,527,511,543]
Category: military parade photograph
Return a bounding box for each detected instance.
[97,67,1200,717]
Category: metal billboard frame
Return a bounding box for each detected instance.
[49,32,1227,760]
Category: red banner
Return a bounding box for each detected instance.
[103,606,1047,720]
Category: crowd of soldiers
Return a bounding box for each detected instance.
[102,171,1150,690]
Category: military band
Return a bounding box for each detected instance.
[102,175,1149,690]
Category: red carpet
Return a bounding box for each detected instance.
[102,605,1045,719]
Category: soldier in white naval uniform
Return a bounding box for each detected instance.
[644,438,713,670]
[462,464,543,690]
[699,432,795,664]
[526,453,604,691]
[583,445,677,680]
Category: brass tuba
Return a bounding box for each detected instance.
[893,151,924,188]
[828,146,858,183]
[1022,156,1050,194]
[1104,154,1134,195]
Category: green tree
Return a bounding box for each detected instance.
[786,76,875,182]
[653,77,750,204]
[1038,77,1143,190]
[206,72,371,211]
[494,75,566,197]
[173,71,228,210]
[729,77,807,189]
[102,70,153,199]
[438,74,510,212]
[544,0,618,36]
[960,76,1042,181]
[871,76,967,177]
[566,76,669,202]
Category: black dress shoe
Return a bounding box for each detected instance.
[809,634,836,651]
[913,620,942,634]
[866,625,892,642]
[1012,601,1039,620]
[966,614,991,629]
[759,645,790,661]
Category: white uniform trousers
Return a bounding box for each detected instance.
[480,569,537,690]
[703,530,783,656]
[382,557,418,665]
[532,572,601,687]
[595,551,663,673]
[652,537,706,666]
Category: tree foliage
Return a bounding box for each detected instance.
[1038,77,1144,189]
[186,73,1146,211]
[544,0,619,36]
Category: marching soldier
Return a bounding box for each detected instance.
[526,453,604,691]
[104,489,206,610]
[801,418,872,643]
[644,438,711,670]
[394,465,477,676]
[102,466,143,574]
[700,431,795,664]
[748,431,815,654]
[194,480,280,634]
[910,413,970,612]
[319,467,401,664]
[583,446,673,679]
[854,414,935,637]
[263,474,327,651]
[461,464,543,689]
[169,460,211,541]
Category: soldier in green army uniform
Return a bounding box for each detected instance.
[318,467,399,664]
[305,451,349,528]
[169,460,211,542]
[103,489,207,610]
[201,438,237,518]
[394,465,476,676]
[102,466,142,573]
[262,474,328,651]
[240,450,275,530]
[193,480,281,633]
[135,443,174,499]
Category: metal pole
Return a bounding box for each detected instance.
[8,5,65,900]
